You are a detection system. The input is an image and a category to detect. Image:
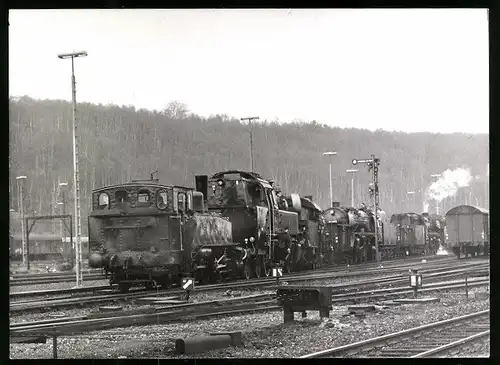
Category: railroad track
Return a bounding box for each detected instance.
[10,279,490,340]
[9,260,488,312]
[8,254,458,289]
[10,273,106,286]
[9,255,470,300]
[10,260,486,312]
[300,310,489,358]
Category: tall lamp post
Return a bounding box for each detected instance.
[323,151,338,207]
[431,174,441,215]
[58,50,87,286]
[346,169,358,207]
[16,175,28,270]
[240,116,259,173]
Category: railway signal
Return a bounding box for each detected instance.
[182,277,194,301]
[273,266,283,286]
[352,155,381,262]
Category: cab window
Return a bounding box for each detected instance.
[178,192,187,211]
[115,190,128,203]
[98,193,109,208]
[138,190,150,203]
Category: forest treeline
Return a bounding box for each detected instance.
[9,96,489,235]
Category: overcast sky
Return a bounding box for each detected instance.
[9,9,489,134]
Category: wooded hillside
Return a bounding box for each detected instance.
[9,96,489,235]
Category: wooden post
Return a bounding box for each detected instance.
[52,328,58,359]
[465,272,469,299]
[283,306,294,324]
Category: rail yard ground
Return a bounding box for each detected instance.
[10,256,490,359]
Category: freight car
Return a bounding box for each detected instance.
[87,178,236,292]
[195,170,326,276]
[444,205,489,259]
[320,203,384,264]
[9,233,78,262]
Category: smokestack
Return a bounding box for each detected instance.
[305,195,313,201]
[422,212,429,217]
[332,201,340,208]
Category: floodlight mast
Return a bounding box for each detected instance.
[240,116,260,173]
[323,152,338,207]
[57,50,87,287]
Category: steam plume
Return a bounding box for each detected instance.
[424,168,473,204]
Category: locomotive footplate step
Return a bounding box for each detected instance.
[393,297,440,304]
[99,305,123,312]
[135,296,181,303]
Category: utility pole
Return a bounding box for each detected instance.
[323,152,338,207]
[346,169,358,207]
[16,175,27,270]
[352,155,381,262]
[240,116,259,173]
[58,50,87,287]
[485,162,489,209]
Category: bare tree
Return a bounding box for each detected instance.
[163,101,189,119]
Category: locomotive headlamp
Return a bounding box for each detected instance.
[244,238,249,244]
[249,237,255,243]
[217,179,224,186]
[481,232,485,239]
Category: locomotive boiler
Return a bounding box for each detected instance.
[87,178,234,292]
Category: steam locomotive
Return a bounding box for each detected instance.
[194,170,327,277]
[383,212,444,257]
[87,178,234,292]
[320,203,385,264]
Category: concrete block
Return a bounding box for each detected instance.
[175,335,233,354]
[210,331,242,346]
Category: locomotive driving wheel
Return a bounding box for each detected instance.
[254,258,262,278]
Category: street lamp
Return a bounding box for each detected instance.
[431,174,441,215]
[323,151,338,208]
[16,175,27,270]
[58,50,87,287]
[346,169,358,207]
[240,116,259,173]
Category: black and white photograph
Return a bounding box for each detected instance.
[9,8,490,359]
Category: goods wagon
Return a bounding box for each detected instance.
[445,205,489,258]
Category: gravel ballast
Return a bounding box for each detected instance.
[10,288,489,359]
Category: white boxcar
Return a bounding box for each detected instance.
[445,205,489,258]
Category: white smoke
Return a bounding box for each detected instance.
[425,168,473,203]
[423,201,429,213]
